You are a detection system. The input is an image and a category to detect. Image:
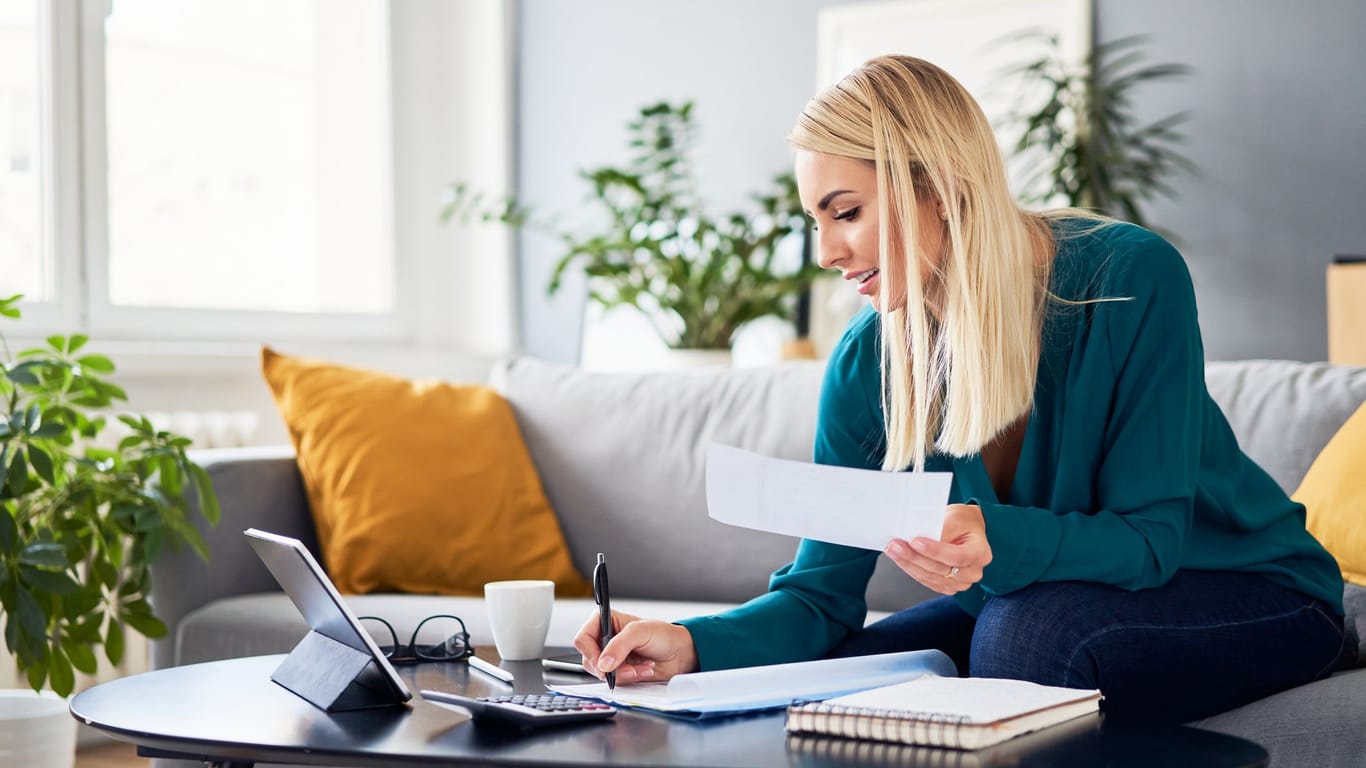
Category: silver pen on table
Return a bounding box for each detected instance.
[468,655,515,686]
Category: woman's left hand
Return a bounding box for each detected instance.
[885,503,992,595]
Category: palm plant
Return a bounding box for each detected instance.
[999,33,1196,228]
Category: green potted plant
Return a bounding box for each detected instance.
[0,294,219,697]
[998,33,1196,229]
[443,101,822,354]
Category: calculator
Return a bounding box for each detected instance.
[420,690,616,727]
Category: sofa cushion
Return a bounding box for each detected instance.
[173,592,895,667]
[173,593,702,665]
[262,347,590,597]
[491,357,935,613]
[1294,401,1366,586]
[1205,360,1366,493]
[1193,667,1366,768]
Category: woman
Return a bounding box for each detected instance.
[574,55,1348,722]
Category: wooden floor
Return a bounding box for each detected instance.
[76,741,148,768]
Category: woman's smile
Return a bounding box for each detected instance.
[848,268,881,295]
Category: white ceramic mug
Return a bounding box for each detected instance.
[483,580,555,660]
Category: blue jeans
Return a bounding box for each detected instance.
[826,571,1349,722]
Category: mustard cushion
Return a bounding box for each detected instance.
[1294,400,1366,587]
[262,347,591,597]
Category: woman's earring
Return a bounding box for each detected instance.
[938,208,949,220]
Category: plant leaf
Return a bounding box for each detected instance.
[25,660,47,691]
[28,444,54,483]
[62,635,99,675]
[0,293,22,317]
[19,542,68,568]
[67,613,104,643]
[75,354,115,373]
[20,566,80,595]
[14,584,48,641]
[5,446,27,494]
[0,505,16,554]
[47,645,75,697]
[31,422,64,439]
[5,361,41,386]
[178,523,211,562]
[189,459,218,524]
[104,619,125,666]
[120,609,167,639]
[94,558,119,589]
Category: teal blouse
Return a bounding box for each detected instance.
[678,220,1344,671]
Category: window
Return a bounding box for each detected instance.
[86,0,400,340]
[100,0,393,317]
[1,0,513,351]
[0,2,45,302]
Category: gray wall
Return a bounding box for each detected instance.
[1096,0,1366,361]
[517,0,1366,363]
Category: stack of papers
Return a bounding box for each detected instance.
[548,649,957,719]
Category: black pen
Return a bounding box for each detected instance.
[594,552,615,690]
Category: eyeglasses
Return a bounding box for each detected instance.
[358,614,474,665]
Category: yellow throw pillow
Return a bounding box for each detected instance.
[1294,400,1366,587]
[262,347,591,597]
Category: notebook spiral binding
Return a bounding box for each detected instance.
[786,699,972,749]
[785,734,978,768]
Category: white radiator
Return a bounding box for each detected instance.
[97,409,262,450]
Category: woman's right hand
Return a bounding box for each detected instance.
[572,609,699,685]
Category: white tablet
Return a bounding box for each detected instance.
[244,528,412,703]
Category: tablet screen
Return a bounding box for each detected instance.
[245,528,412,702]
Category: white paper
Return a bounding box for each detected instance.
[548,649,958,715]
[823,676,1101,724]
[704,444,953,551]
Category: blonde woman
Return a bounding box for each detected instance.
[575,55,1348,721]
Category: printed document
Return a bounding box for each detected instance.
[704,444,953,551]
[548,649,957,718]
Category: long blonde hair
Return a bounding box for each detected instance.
[790,55,1055,472]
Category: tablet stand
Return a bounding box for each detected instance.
[271,630,405,712]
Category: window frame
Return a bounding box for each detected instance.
[13,0,515,358]
[79,0,413,342]
[12,0,82,333]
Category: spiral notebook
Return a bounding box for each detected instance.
[785,711,1104,768]
[785,676,1101,751]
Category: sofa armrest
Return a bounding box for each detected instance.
[148,445,315,668]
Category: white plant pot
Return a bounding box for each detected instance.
[656,348,733,369]
[0,689,77,768]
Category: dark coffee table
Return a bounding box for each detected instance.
[70,650,1268,767]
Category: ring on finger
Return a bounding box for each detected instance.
[947,566,960,579]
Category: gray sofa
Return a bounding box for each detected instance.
[150,357,1366,767]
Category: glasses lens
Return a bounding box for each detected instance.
[358,616,399,658]
[413,615,471,661]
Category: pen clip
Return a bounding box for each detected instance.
[593,553,607,606]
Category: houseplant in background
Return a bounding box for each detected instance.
[443,101,822,360]
[997,33,1196,230]
[0,296,218,710]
